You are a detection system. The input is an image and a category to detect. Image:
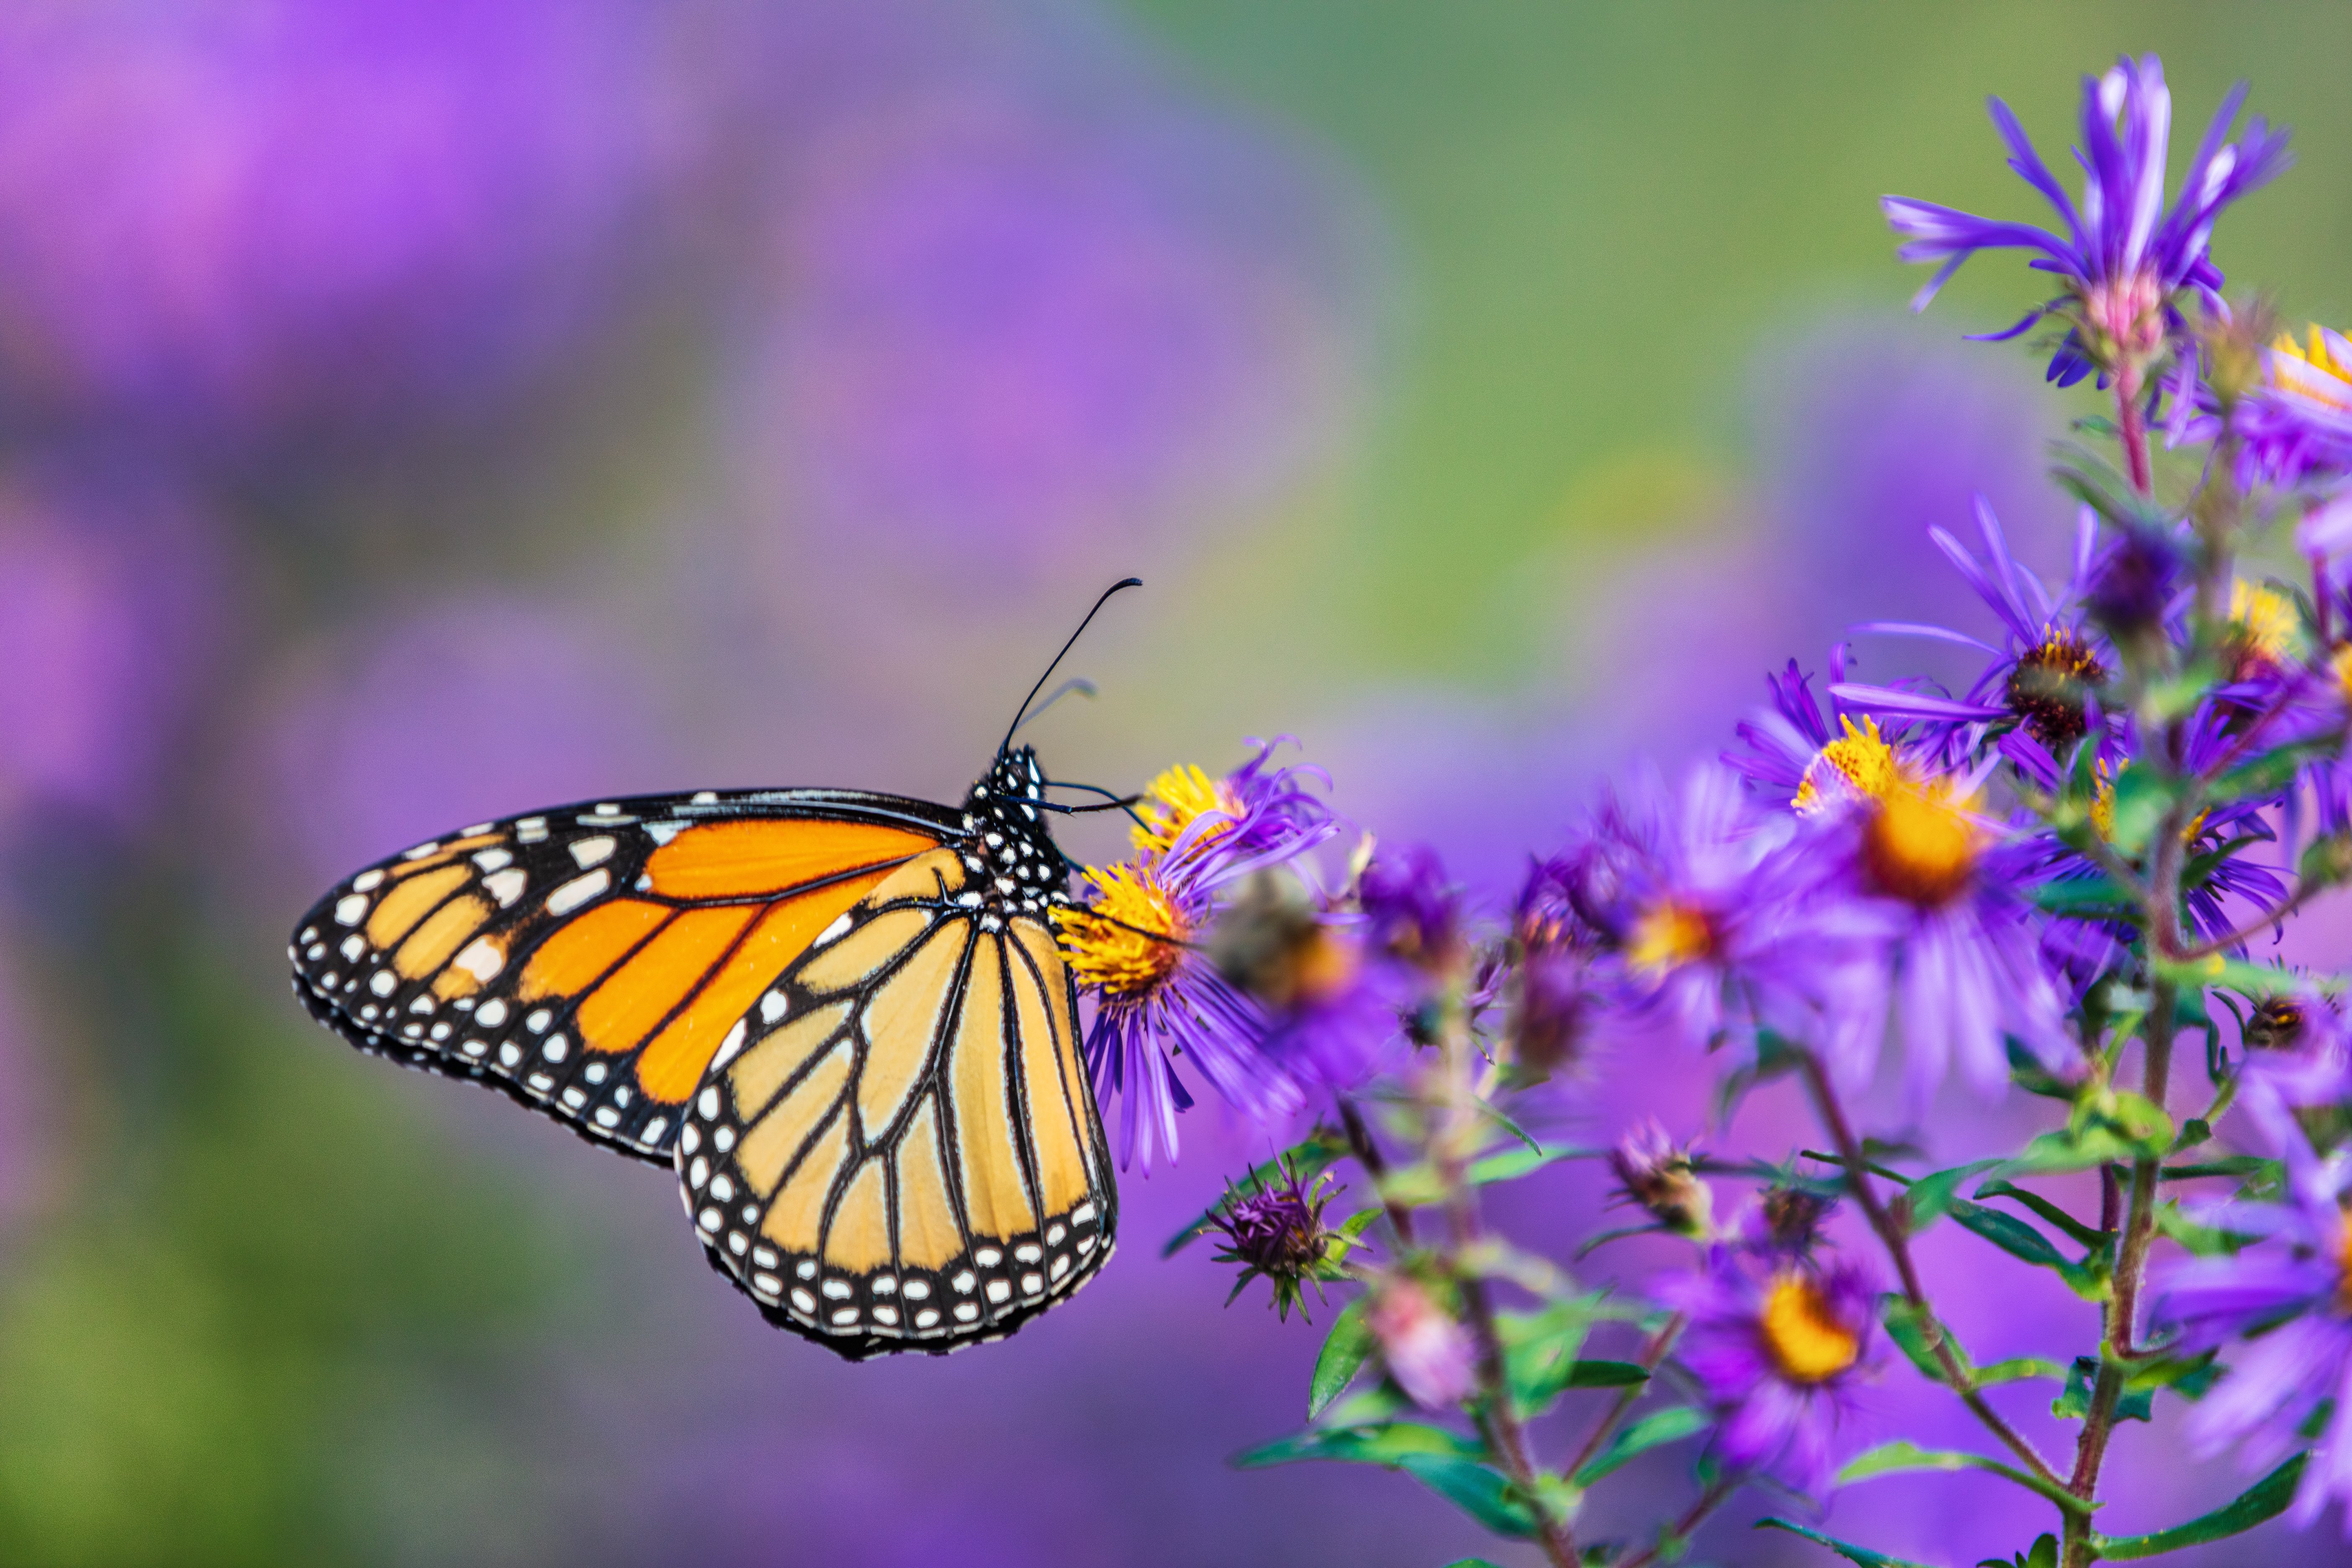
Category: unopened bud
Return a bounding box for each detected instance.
[1364,1277,1476,1410]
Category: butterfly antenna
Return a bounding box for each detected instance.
[1015,678,1098,734]
[1041,779,1150,831]
[999,577,1142,758]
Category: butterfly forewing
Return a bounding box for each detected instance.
[288,789,960,1162]
[680,810,1117,1358]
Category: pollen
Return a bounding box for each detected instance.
[1759,1274,1860,1384]
[2004,629,2106,751]
[1625,899,1715,978]
[2273,324,2352,405]
[1860,781,1979,908]
[2333,643,2352,706]
[2230,580,2300,669]
[1793,716,1899,815]
[1131,763,1240,855]
[1053,863,1188,999]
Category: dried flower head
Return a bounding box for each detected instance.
[1205,1159,1358,1320]
[1609,1119,1713,1239]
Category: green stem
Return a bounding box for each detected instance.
[1426,991,1577,1568]
[1796,1053,2064,1489]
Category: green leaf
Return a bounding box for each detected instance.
[1164,1127,1350,1255]
[1393,1453,1539,1538]
[1879,1295,1964,1384]
[1972,1179,2111,1249]
[2153,1198,2249,1258]
[1233,1418,1480,1471]
[1440,1560,1509,1568]
[2004,1124,2141,1175]
[1972,1357,2067,1387]
[1755,1517,1939,1568]
[1903,1159,2003,1233]
[1836,1439,2093,1514]
[1374,1161,1451,1209]
[1466,1141,1597,1185]
[2033,875,2138,915]
[2106,762,2174,856]
[2092,1452,2308,1558]
[2124,1350,2222,1402]
[1308,1300,1375,1419]
[2051,1357,2151,1425]
[1948,1200,2108,1299]
[2160,1156,2272,1180]
[1569,1405,1709,1486]
[1497,1300,1599,1417]
[2006,1035,2078,1100]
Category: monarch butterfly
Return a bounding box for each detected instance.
[288,583,1142,1358]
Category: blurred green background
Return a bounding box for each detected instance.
[2,4,2348,1564]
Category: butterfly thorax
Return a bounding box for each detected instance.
[956,746,1071,928]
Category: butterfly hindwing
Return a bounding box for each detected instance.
[679,807,1117,1357]
[288,789,961,1162]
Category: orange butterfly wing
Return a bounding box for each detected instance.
[289,790,960,1161]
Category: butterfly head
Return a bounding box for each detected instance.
[964,745,1070,897]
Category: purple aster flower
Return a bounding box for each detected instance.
[0,0,672,446]
[1505,948,1592,1082]
[1056,851,1301,1173]
[1804,766,2076,1105]
[2149,1126,2352,1532]
[2233,981,2352,1113]
[2236,324,2352,493]
[1838,499,2111,766]
[1358,841,1463,973]
[1364,1277,1477,1411]
[1204,856,1408,1097]
[1131,736,1338,876]
[1204,1157,1349,1320]
[1884,56,2289,386]
[1567,763,1829,1046]
[1728,644,1925,811]
[1654,1249,1881,1498]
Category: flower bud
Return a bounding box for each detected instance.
[1364,1277,1476,1410]
[1206,1160,1344,1320]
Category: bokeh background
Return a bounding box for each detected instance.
[3,3,2351,1564]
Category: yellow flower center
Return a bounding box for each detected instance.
[2336,1219,2352,1315]
[2332,642,2352,707]
[1131,763,1242,856]
[2272,324,2352,412]
[1760,1273,1860,1385]
[1626,899,1714,978]
[1052,863,1188,999]
[1793,716,1899,815]
[1861,781,1979,908]
[2230,580,2300,668]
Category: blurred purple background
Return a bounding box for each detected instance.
[1,3,2348,1564]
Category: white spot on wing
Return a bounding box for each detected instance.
[454,939,503,983]
[333,894,368,926]
[483,868,527,906]
[546,869,609,915]
[569,836,616,869]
